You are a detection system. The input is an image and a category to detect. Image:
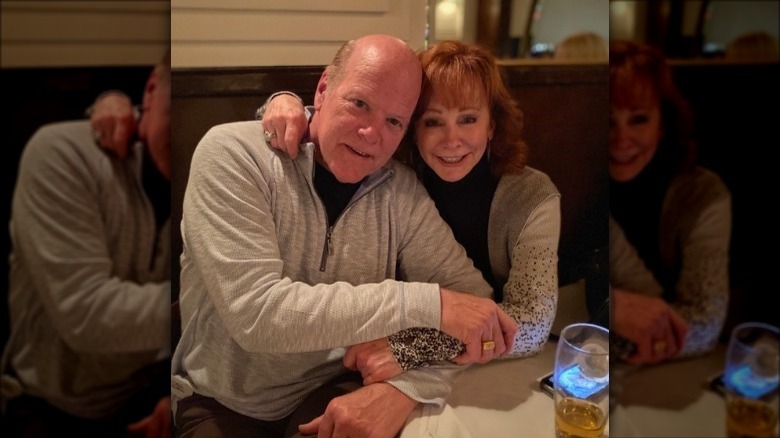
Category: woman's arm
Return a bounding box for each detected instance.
[498,195,561,358]
[257,91,308,158]
[673,194,732,357]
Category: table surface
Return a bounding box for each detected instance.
[610,343,730,438]
[399,340,733,438]
[400,340,570,438]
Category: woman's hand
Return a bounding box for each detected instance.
[90,91,136,158]
[613,288,689,364]
[440,288,518,365]
[260,93,308,158]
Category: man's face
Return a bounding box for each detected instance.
[139,67,171,180]
[309,50,420,183]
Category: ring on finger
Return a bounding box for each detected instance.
[93,130,102,142]
[653,339,667,353]
[482,340,495,351]
[263,130,277,142]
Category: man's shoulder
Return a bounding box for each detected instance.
[380,159,425,192]
[23,119,104,164]
[197,120,272,157]
[29,119,91,146]
[202,120,261,142]
[383,158,418,181]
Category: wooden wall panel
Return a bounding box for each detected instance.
[0,1,169,68]
[171,0,427,67]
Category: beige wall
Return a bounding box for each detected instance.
[0,1,169,68]
[171,0,428,68]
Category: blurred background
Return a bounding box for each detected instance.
[1,0,169,351]
[609,0,779,334]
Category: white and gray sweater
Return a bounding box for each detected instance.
[1,120,171,419]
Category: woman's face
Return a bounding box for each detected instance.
[414,92,494,182]
[609,100,663,182]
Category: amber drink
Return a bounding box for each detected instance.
[554,323,609,438]
[724,322,779,438]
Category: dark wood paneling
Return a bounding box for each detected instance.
[671,61,780,330]
[502,63,609,285]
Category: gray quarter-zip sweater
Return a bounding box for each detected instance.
[1,120,171,419]
[172,120,493,420]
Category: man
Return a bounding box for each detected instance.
[172,34,517,437]
[1,51,172,437]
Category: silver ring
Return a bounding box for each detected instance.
[263,130,277,142]
[93,130,102,142]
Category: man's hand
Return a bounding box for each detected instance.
[343,338,403,385]
[613,288,689,364]
[260,93,308,159]
[298,383,417,438]
[440,289,518,365]
[127,396,171,438]
[90,91,136,158]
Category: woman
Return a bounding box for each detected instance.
[258,40,560,380]
[609,40,731,364]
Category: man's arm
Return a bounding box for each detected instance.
[11,123,169,353]
[183,124,443,353]
[298,383,417,438]
[184,123,516,357]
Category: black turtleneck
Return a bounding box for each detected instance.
[313,162,362,225]
[422,154,500,298]
[610,150,676,296]
[142,147,170,229]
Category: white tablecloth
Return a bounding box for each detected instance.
[400,340,588,438]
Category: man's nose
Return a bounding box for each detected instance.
[357,116,381,144]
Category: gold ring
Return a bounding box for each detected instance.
[263,130,277,142]
[653,339,667,353]
[482,340,495,351]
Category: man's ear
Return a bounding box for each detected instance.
[313,71,329,110]
[141,67,160,112]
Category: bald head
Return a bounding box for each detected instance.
[327,34,421,91]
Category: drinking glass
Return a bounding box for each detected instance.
[553,322,609,438]
[724,322,779,438]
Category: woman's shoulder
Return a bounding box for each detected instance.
[497,166,561,200]
[668,166,731,205]
[492,167,561,228]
